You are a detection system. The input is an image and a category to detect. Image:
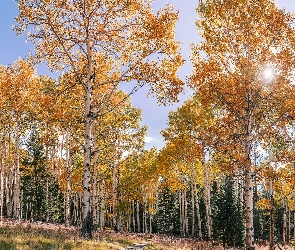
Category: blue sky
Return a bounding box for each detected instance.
[1,1,295,149]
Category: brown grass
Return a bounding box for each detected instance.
[0,219,293,249]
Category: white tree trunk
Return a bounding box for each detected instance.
[45,139,49,223]
[136,200,140,232]
[65,133,72,226]
[283,207,287,245]
[245,129,254,250]
[132,200,136,232]
[13,125,21,220]
[203,150,212,240]
[112,161,118,230]
[82,36,93,237]
[99,179,106,230]
[92,122,99,229]
[269,179,274,250]
[0,138,5,221]
[191,163,202,239]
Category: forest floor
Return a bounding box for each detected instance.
[0,219,293,250]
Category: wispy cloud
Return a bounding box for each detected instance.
[145,136,153,143]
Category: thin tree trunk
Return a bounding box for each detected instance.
[269,179,274,250]
[283,207,287,245]
[184,188,188,236]
[245,126,254,250]
[132,200,136,232]
[65,133,72,226]
[203,150,212,240]
[294,191,295,240]
[112,162,118,230]
[92,122,99,229]
[0,138,5,221]
[191,163,202,239]
[45,145,49,223]
[6,174,11,217]
[81,35,93,238]
[288,204,291,244]
[179,191,183,236]
[143,199,147,233]
[100,179,106,230]
[149,205,152,233]
[191,182,195,236]
[136,200,140,232]
[13,124,21,220]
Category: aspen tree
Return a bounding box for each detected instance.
[15,0,183,237]
[190,1,295,248]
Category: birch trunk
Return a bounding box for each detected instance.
[143,201,147,233]
[184,189,188,236]
[245,128,254,250]
[136,200,140,232]
[191,163,202,239]
[92,122,99,229]
[6,173,12,217]
[191,182,195,236]
[203,151,212,240]
[149,205,152,233]
[283,208,287,245]
[45,141,49,223]
[132,200,136,232]
[65,133,72,226]
[0,138,5,221]
[179,190,188,237]
[13,125,21,220]
[112,162,118,230]
[99,179,106,230]
[81,36,93,237]
[269,179,274,250]
[288,205,291,244]
[179,191,183,236]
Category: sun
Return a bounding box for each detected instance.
[261,65,277,83]
[262,68,273,80]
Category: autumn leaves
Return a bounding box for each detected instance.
[188,0,295,249]
[1,0,295,248]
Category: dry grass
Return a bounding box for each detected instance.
[0,219,293,249]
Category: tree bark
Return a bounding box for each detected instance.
[191,164,202,239]
[203,150,212,240]
[13,124,21,220]
[136,200,140,232]
[81,35,93,238]
[245,130,254,250]
[99,179,106,230]
[269,179,274,250]
[92,122,99,230]
[132,200,136,232]
[45,138,49,223]
[184,189,188,236]
[0,138,5,221]
[112,160,118,230]
[65,132,72,226]
[283,208,287,246]
[191,181,195,237]
[294,191,295,240]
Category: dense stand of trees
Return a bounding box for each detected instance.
[0,62,295,246]
[0,0,295,249]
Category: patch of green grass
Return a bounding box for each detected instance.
[0,225,131,249]
[0,240,16,250]
[0,223,227,250]
[104,236,134,246]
